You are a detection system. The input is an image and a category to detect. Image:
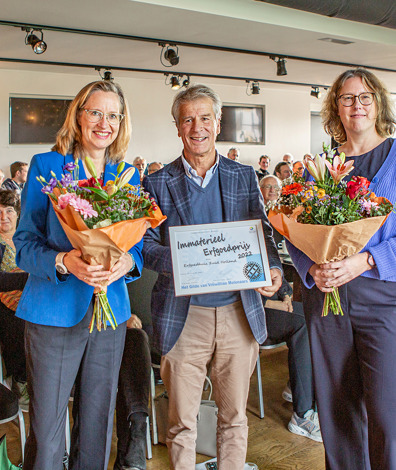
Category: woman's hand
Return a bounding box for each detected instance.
[107,252,134,285]
[256,268,283,297]
[63,249,110,289]
[126,314,142,329]
[309,252,372,292]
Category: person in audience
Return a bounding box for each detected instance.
[14,80,143,470]
[256,155,270,181]
[259,176,321,442]
[143,84,282,469]
[148,161,163,175]
[2,162,28,194]
[288,68,396,469]
[114,314,151,470]
[292,160,304,177]
[0,190,29,411]
[133,156,147,182]
[274,161,292,181]
[282,153,294,165]
[227,147,240,161]
[0,169,5,186]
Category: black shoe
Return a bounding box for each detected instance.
[122,412,147,470]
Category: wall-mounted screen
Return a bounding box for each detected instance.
[9,96,72,144]
[217,104,265,144]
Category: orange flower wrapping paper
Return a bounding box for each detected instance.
[51,198,166,270]
[268,196,390,265]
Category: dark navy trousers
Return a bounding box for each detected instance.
[302,276,396,470]
[24,304,126,470]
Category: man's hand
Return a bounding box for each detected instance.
[255,268,282,297]
[126,314,142,329]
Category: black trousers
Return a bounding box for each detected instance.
[115,328,151,453]
[265,301,314,415]
[302,276,396,470]
[0,301,26,382]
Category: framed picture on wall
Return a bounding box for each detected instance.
[9,95,73,144]
[217,104,265,144]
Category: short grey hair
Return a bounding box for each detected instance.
[227,147,240,154]
[259,174,282,189]
[171,84,222,126]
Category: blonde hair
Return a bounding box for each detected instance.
[322,68,396,144]
[52,80,131,163]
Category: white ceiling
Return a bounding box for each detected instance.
[1,0,396,92]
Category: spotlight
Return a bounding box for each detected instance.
[182,76,190,88]
[160,44,180,67]
[170,75,181,90]
[270,56,287,76]
[24,28,47,54]
[103,70,113,81]
[310,87,321,99]
[246,81,260,96]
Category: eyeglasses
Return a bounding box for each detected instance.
[262,185,281,191]
[81,109,125,125]
[337,92,375,107]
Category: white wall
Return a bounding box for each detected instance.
[0,67,316,177]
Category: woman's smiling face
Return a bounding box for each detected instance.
[78,90,121,158]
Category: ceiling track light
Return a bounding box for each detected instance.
[182,76,190,88]
[270,56,287,76]
[310,86,321,98]
[23,27,47,54]
[95,67,114,81]
[160,43,180,67]
[246,80,260,96]
[164,73,183,90]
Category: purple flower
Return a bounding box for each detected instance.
[63,162,77,172]
[41,185,53,194]
[60,173,77,190]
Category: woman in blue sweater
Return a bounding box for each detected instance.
[288,68,396,470]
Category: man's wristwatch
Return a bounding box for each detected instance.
[55,252,69,275]
[367,253,376,268]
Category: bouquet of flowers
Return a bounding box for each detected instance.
[38,157,166,332]
[267,146,394,316]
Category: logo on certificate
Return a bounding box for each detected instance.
[243,261,263,281]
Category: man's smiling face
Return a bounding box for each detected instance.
[177,97,220,162]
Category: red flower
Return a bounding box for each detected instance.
[282,183,304,196]
[346,176,370,199]
[78,177,104,189]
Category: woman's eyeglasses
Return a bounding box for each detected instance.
[81,109,125,125]
[337,93,375,107]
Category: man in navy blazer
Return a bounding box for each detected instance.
[143,84,282,470]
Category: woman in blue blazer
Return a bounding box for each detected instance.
[14,80,143,470]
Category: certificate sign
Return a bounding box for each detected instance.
[169,220,271,296]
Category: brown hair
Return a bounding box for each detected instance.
[52,80,131,163]
[10,162,28,178]
[322,68,396,144]
[0,189,21,215]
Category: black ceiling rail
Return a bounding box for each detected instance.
[1,19,396,74]
[0,56,332,89]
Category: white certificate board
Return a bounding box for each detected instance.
[169,220,271,296]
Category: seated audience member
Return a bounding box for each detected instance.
[0,190,29,410]
[0,169,5,186]
[147,161,163,175]
[259,176,321,442]
[227,147,240,161]
[274,161,292,181]
[114,314,151,470]
[283,153,294,165]
[2,162,28,194]
[292,161,304,177]
[133,156,147,182]
[256,155,270,181]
